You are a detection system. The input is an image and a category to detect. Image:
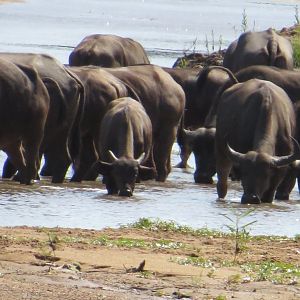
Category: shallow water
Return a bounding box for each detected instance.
[0,146,299,237]
[0,0,299,236]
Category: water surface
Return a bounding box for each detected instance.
[0,0,299,236]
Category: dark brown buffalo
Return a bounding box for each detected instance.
[0,53,84,183]
[223,28,294,72]
[88,97,156,196]
[66,66,130,181]
[105,65,185,181]
[215,78,299,204]
[162,67,201,128]
[235,65,300,102]
[0,58,49,184]
[69,34,150,67]
[70,65,185,182]
[235,65,300,197]
[176,66,236,171]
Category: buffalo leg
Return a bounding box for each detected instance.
[261,188,277,203]
[175,141,193,168]
[2,158,17,179]
[275,167,296,200]
[262,169,287,203]
[71,134,98,182]
[215,146,232,200]
[41,150,71,183]
[153,127,177,181]
[22,137,43,185]
[4,143,27,183]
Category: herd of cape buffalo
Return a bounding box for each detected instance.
[1,27,300,204]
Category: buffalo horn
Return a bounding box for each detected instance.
[108,150,119,162]
[272,137,300,167]
[136,152,145,164]
[226,143,246,164]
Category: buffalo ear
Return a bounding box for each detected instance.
[88,161,112,177]
[139,166,157,181]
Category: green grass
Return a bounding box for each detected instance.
[291,25,300,68]
[128,218,228,238]
[127,218,299,242]
[61,234,185,250]
[242,261,300,284]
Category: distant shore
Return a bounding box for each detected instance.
[0,0,23,4]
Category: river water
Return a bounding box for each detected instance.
[0,0,299,236]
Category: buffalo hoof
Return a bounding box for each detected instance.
[275,192,289,201]
[241,194,261,204]
[52,177,64,184]
[174,161,193,169]
[194,174,214,184]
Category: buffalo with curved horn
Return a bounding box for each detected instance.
[215,78,299,204]
[86,97,156,197]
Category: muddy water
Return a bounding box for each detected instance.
[0,0,299,236]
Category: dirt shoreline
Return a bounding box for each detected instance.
[0,225,299,299]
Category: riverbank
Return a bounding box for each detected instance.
[0,221,299,299]
[0,0,23,4]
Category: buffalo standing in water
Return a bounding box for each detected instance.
[89,97,156,196]
[215,79,300,204]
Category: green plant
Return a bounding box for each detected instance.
[205,30,224,54]
[291,26,300,68]
[227,273,242,284]
[241,9,248,32]
[242,261,300,284]
[218,35,223,52]
[47,232,59,257]
[215,295,227,300]
[205,34,210,54]
[177,57,188,68]
[295,5,299,25]
[221,208,256,260]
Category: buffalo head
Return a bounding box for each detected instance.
[226,138,300,204]
[90,151,156,197]
[179,127,216,184]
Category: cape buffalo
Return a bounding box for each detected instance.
[223,28,294,72]
[215,78,299,204]
[166,66,234,168]
[0,58,49,184]
[66,66,130,181]
[235,65,300,103]
[69,34,150,67]
[98,65,186,182]
[235,65,300,196]
[176,66,237,173]
[88,97,156,196]
[68,65,185,183]
[162,67,201,128]
[0,53,84,183]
